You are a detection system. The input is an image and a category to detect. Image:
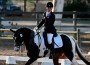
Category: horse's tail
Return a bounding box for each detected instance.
[71,36,90,65]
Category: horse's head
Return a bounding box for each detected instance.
[10,29,24,51]
[10,28,34,51]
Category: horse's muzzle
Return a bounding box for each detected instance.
[14,46,20,51]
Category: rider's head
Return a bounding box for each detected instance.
[46,2,53,8]
[46,2,53,12]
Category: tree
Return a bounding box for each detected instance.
[27,0,38,11]
[63,0,89,18]
[64,0,89,11]
[24,0,38,12]
[24,0,27,12]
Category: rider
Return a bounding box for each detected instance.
[35,2,57,52]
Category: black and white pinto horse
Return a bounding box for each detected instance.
[10,28,90,65]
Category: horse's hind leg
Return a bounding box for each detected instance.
[53,53,59,65]
[53,58,58,65]
[64,50,78,65]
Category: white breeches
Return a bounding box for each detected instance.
[47,34,53,44]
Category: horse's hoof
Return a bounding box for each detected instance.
[49,55,52,59]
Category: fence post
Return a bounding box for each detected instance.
[73,11,77,39]
[77,29,81,48]
[73,11,77,31]
[36,12,39,25]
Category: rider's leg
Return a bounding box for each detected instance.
[43,32,53,49]
[43,32,53,58]
[47,33,54,59]
[47,33,53,44]
[47,33,54,50]
[43,32,48,47]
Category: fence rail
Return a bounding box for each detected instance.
[0,11,90,32]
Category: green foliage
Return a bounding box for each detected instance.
[64,1,89,11]
[26,0,35,4]
[63,1,89,18]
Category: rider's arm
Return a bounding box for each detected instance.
[37,13,46,29]
[37,18,45,29]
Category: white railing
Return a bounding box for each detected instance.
[0,56,86,65]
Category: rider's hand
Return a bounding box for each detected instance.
[34,27,38,31]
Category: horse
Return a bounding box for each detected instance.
[10,27,90,65]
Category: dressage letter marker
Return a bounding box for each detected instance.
[6,56,16,65]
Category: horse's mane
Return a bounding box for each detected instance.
[17,27,32,31]
[16,27,34,37]
[16,28,33,33]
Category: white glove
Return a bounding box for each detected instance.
[34,27,38,31]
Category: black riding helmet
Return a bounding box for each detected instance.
[46,2,53,7]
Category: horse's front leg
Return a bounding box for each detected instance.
[25,57,38,65]
[25,51,39,65]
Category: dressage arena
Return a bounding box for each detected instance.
[0,55,89,65]
[0,56,88,65]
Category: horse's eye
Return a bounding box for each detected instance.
[20,34,23,37]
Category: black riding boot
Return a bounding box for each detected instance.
[48,43,54,59]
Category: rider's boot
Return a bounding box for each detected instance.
[48,43,54,59]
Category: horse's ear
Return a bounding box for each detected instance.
[10,29,16,33]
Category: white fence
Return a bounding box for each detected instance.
[0,56,86,65]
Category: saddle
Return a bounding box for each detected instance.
[33,30,63,57]
[44,33,63,49]
[33,29,63,49]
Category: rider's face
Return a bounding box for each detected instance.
[46,7,53,12]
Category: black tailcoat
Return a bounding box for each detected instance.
[37,12,56,34]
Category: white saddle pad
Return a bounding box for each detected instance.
[53,34,63,48]
[34,31,63,48]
